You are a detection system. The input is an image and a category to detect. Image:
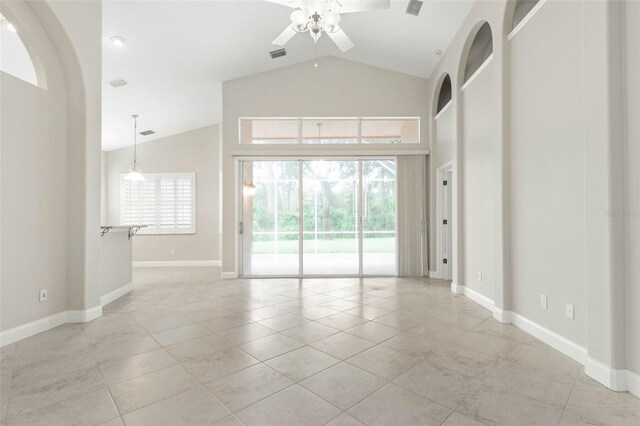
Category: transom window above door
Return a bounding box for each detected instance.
[240,117,420,144]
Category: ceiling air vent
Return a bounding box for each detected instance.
[269,48,287,59]
[406,0,423,16]
[139,130,155,136]
[108,79,128,88]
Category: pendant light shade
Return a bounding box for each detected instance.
[124,114,145,182]
[124,170,145,181]
[243,182,257,197]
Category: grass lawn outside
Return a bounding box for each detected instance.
[251,237,395,254]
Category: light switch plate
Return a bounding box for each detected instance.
[566,303,574,319]
[541,295,547,309]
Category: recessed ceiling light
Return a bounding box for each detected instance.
[109,36,126,47]
[108,79,128,88]
[6,22,16,33]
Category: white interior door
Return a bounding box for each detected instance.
[442,170,453,280]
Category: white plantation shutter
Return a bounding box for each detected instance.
[120,173,196,234]
[176,178,194,230]
[159,179,176,231]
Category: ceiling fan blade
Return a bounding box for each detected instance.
[272,25,298,45]
[264,0,301,8]
[337,0,390,13]
[327,28,354,52]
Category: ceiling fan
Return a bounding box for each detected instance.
[267,0,390,52]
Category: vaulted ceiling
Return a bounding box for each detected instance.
[102,0,474,150]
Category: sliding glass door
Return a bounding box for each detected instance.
[240,159,396,277]
[241,161,299,276]
[362,160,396,275]
[302,160,359,275]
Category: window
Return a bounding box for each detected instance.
[435,74,452,115]
[121,173,195,234]
[512,0,540,31]
[0,13,39,87]
[463,22,493,84]
[302,119,358,144]
[240,117,420,144]
[244,119,299,144]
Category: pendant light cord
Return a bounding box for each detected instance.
[132,114,138,168]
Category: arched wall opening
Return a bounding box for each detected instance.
[511,0,541,32]
[462,21,493,85]
[426,0,635,396]
[0,8,47,89]
[0,0,100,343]
[431,72,455,281]
[435,74,452,116]
[456,19,500,302]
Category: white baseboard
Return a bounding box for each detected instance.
[461,286,495,312]
[492,307,509,323]
[0,281,136,347]
[584,356,640,395]
[454,285,587,365]
[0,311,68,347]
[628,370,640,398]
[133,260,222,267]
[221,271,238,279]
[509,311,587,365]
[67,306,102,323]
[455,287,640,397]
[451,282,464,295]
[429,270,439,279]
[0,305,102,347]
[100,283,133,306]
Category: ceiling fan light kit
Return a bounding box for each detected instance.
[268,0,389,53]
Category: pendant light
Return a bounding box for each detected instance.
[243,182,257,197]
[124,114,145,181]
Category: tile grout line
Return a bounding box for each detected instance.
[556,365,582,425]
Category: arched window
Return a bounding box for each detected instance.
[0,13,39,86]
[512,0,540,31]
[436,74,452,115]
[463,22,493,84]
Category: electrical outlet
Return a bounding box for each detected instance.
[566,303,574,320]
[170,249,175,255]
[39,289,48,302]
[541,294,548,309]
[478,271,483,282]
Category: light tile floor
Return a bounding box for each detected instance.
[1,267,638,426]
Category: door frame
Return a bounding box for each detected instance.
[435,161,454,280]
[235,156,397,278]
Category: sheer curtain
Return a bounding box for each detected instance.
[396,155,428,276]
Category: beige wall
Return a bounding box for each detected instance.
[101,151,107,224]
[37,0,103,313]
[509,0,587,346]
[425,0,635,392]
[461,55,500,302]
[105,125,220,262]
[99,231,132,297]
[1,72,68,331]
[1,0,102,334]
[624,0,640,377]
[221,56,430,274]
